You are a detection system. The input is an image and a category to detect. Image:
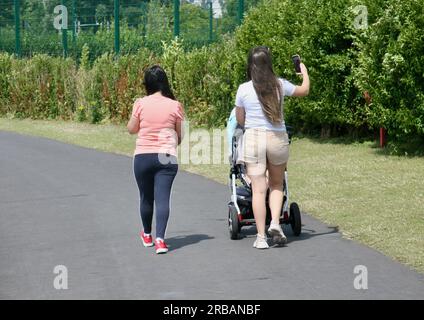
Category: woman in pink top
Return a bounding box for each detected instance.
[127,65,184,254]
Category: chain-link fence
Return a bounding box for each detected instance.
[0,0,259,60]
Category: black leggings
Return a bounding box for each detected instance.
[133,153,178,239]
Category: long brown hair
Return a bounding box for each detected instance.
[247,46,283,124]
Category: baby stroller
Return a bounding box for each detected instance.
[226,109,301,240]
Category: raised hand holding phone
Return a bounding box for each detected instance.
[292,54,302,74]
[290,55,310,97]
[299,62,307,76]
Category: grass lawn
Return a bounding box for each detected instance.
[1,117,423,273]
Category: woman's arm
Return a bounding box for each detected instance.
[236,106,245,127]
[127,116,140,134]
[292,63,310,97]
[175,103,185,145]
[127,99,141,134]
[175,119,183,145]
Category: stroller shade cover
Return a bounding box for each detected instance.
[226,108,245,165]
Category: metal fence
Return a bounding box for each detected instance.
[0,0,259,60]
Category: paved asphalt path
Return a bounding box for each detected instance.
[0,131,423,300]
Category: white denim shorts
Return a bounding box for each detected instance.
[241,128,290,176]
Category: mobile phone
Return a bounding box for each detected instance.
[292,54,301,73]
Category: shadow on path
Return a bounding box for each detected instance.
[288,225,339,242]
[167,234,214,251]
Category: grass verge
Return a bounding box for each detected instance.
[1,118,423,273]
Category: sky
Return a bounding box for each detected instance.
[186,0,223,18]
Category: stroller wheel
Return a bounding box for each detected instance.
[228,204,240,240]
[290,202,302,236]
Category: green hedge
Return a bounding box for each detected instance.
[231,0,424,138]
[86,48,158,123]
[170,37,240,127]
[233,0,361,134]
[0,53,76,119]
[1,0,423,143]
[353,0,424,137]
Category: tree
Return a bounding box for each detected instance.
[95,4,108,25]
[0,0,14,27]
[180,2,209,41]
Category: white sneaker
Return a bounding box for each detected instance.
[268,223,287,245]
[253,234,269,249]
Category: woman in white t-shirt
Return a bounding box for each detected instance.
[235,46,310,249]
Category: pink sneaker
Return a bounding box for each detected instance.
[155,239,169,254]
[140,232,153,247]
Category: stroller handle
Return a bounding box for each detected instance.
[286,125,294,144]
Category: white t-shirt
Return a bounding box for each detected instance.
[235,78,296,131]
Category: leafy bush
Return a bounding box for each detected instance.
[87,48,157,123]
[0,53,13,116]
[1,53,76,119]
[353,0,424,137]
[154,36,242,128]
[171,36,240,127]
[234,0,366,135]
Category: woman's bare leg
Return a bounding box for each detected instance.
[249,173,268,236]
[267,161,286,225]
